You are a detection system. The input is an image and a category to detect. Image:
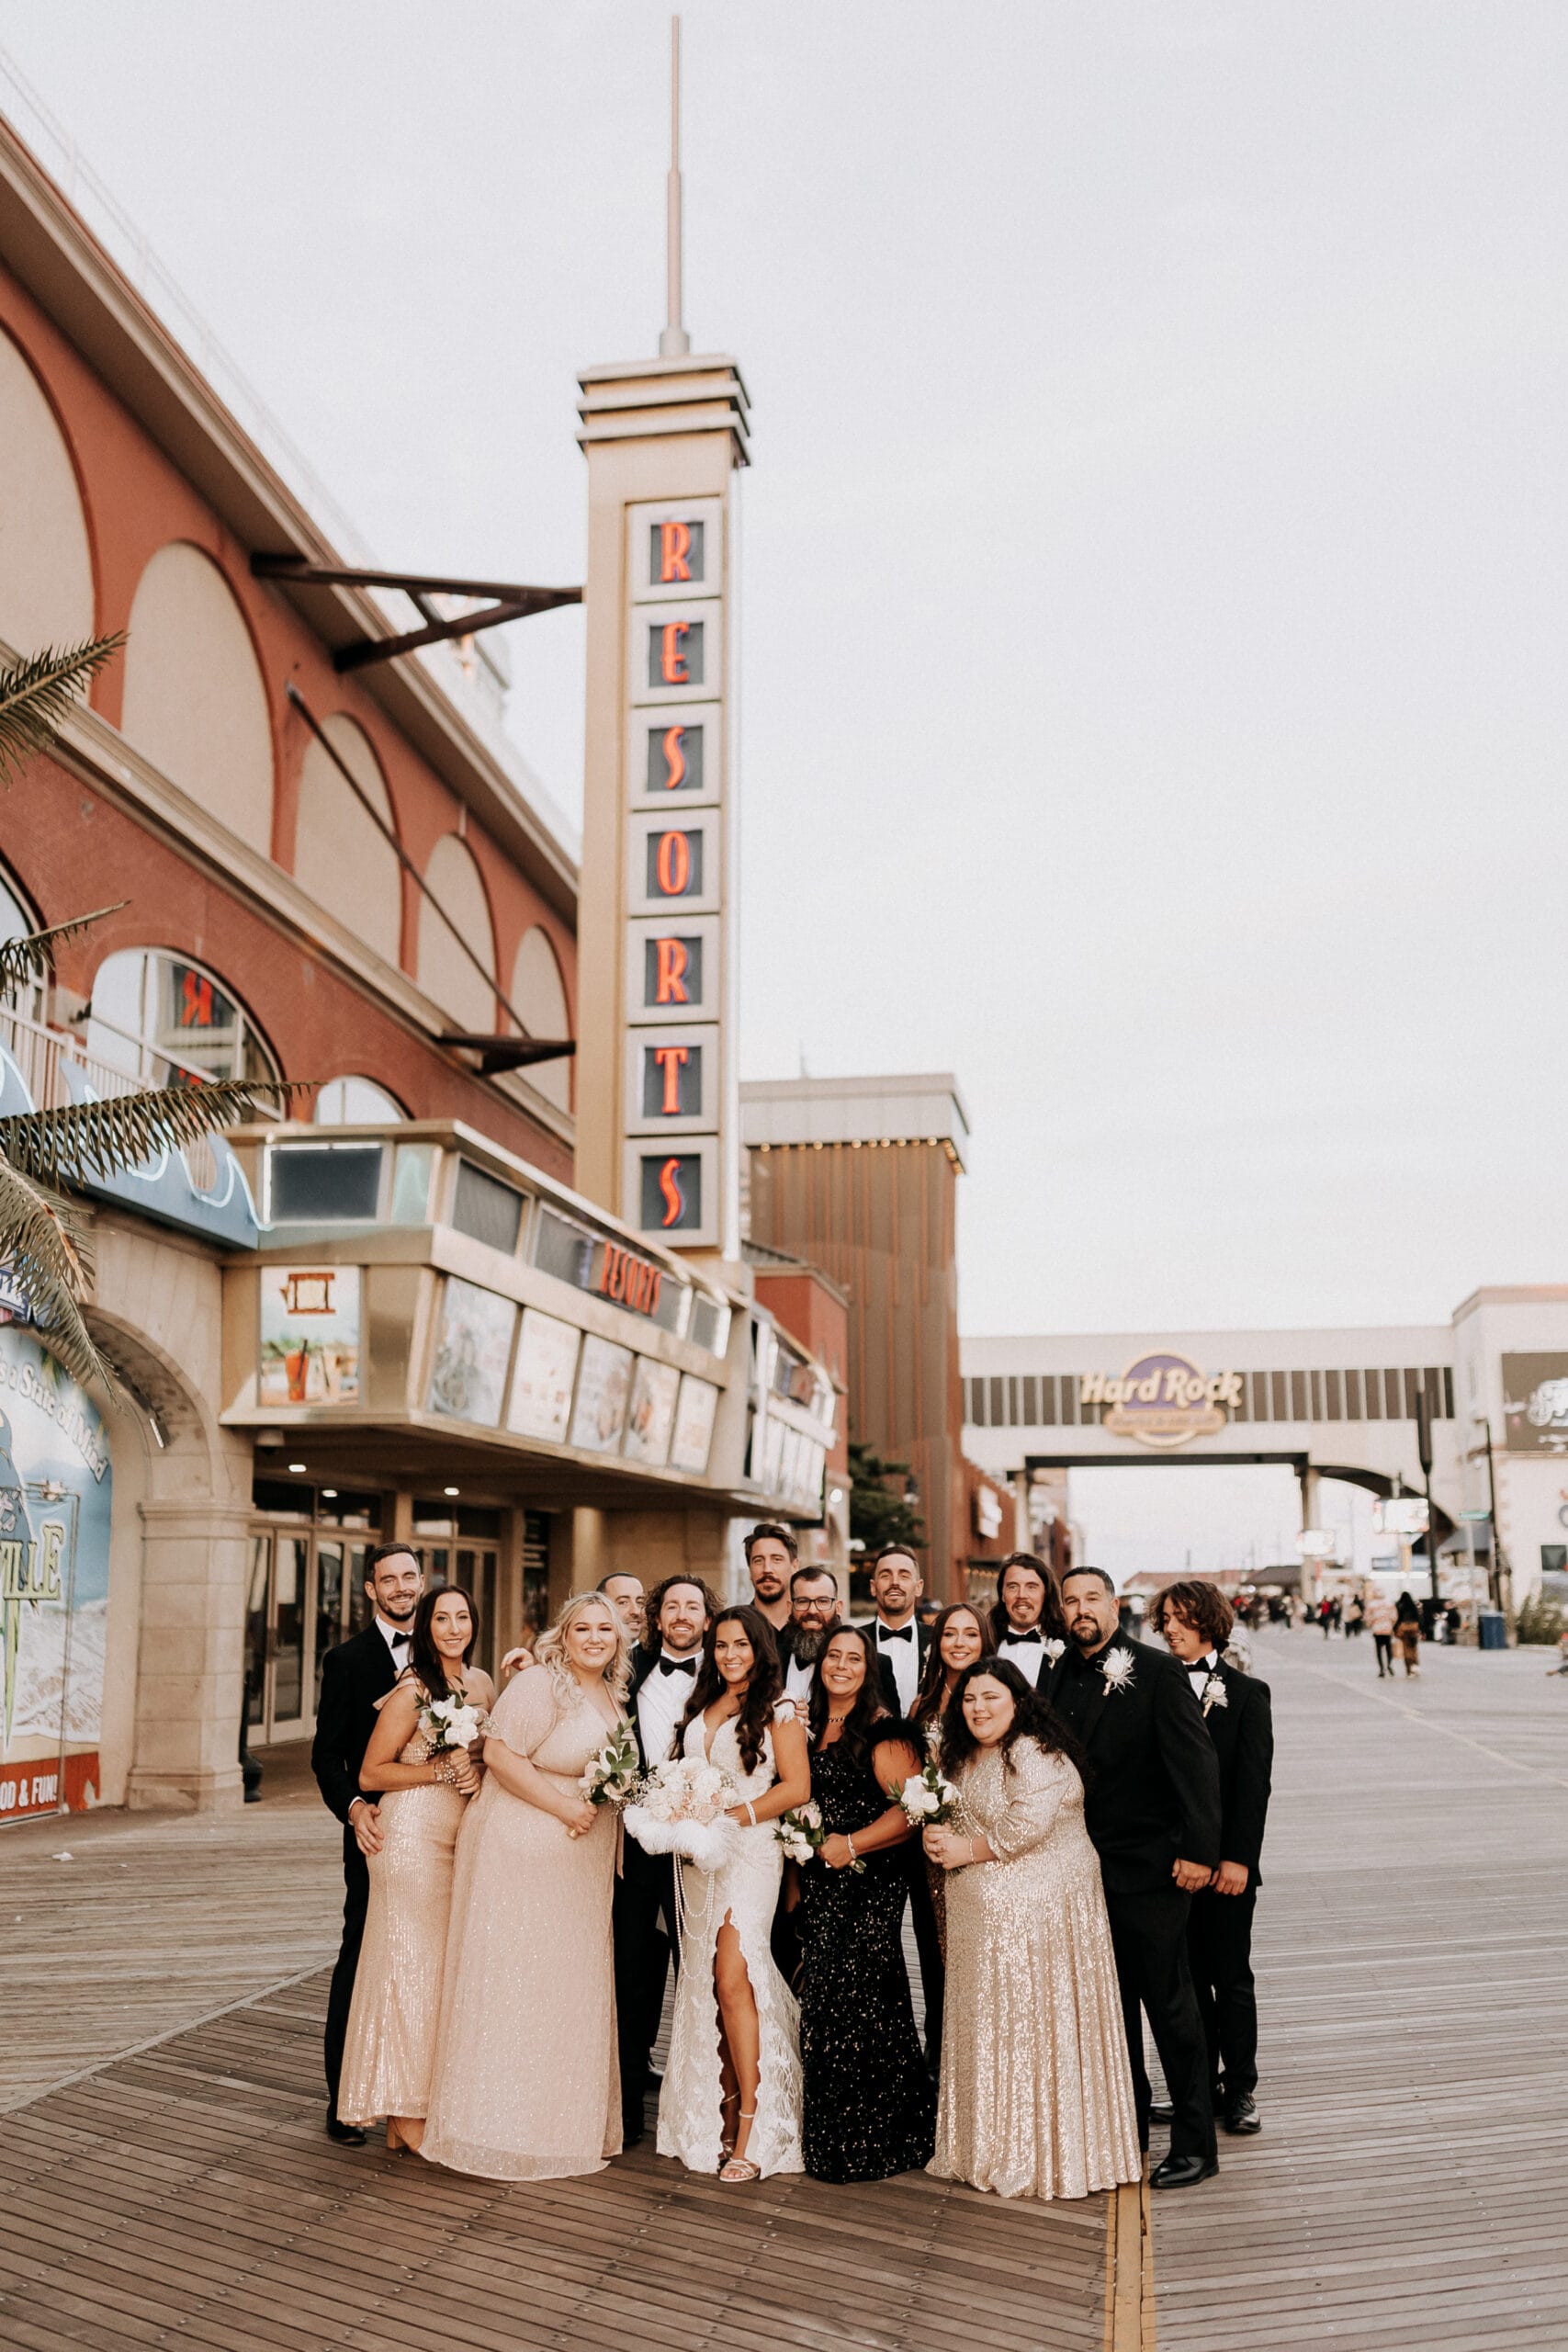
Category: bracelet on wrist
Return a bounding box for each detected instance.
[744,1800,757,1827]
[846,1832,857,1861]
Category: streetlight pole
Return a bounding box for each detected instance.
[1416,1374,1440,1607]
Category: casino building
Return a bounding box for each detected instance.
[0,98,836,1822]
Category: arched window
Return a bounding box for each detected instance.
[85,947,281,1101]
[0,328,94,652]
[121,544,274,855]
[314,1076,406,1125]
[417,834,495,1035]
[0,866,47,1084]
[511,924,571,1113]
[294,716,401,967]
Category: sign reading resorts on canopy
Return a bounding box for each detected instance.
[1080,1352,1244,1450]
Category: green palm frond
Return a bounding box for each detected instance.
[0,902,129,1001]
[0,1075,302,1189]
[0,1153,110,1393]
[0,635,127,788]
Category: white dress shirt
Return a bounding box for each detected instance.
[637,1646,699,1768]
[996,1627,1049,1689]
[784,1650,817,1706]
[375,1614,413,1667]
[873,1618,920,1713]
[1186,1651,1220,1700]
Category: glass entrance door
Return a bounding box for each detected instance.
[245,1529,370,1741]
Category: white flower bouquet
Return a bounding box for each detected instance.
[624,1756,741,1871]
[774,1801,825,1866]
[896,1758,959,1826]
[581,1720,639,1807]
[418,1691,487,1754]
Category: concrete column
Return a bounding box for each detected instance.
[126,1495,253,1812]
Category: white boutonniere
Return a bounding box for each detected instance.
[1099,1649,1135,1695]
[1042,1637,1066,1664]
[1201,1673,1227,1715]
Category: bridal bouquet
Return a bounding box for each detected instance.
[418,1691,487,1755]
[581,1720,639,1807]
[624,1757,741,1871]
[774,1801,825,1866]
[896,1757,959,1826]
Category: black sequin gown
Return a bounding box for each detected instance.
[797,1740,936,2183]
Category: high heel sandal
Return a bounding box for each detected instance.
[719,2113,760,2183]
[719,2089,740,2160]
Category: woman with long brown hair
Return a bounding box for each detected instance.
[655,1604,811,2184]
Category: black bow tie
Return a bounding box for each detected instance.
[1002,1629,1042,1644]
[389,1632,412,1651]
[658,1656,698,1677]
[878,1623,913,1644]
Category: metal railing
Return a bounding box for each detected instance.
[0,1002,230,1190]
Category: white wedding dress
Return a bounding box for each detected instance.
[655,1702,805,2177]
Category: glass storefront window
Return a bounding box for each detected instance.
[244,1536,270,1728]
[86,946,281,1096]
[389,1143,435,1225]
[273,1536,308,1724]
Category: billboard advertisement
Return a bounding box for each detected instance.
[0,1329,112,1820]
[1502,1354,1568,1453]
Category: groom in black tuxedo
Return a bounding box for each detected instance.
[1044,1566,1223,2189]
[1149,1580,1274,2137]
[310,1541,424,2145]
[614,1571,716,2146]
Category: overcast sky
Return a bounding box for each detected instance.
[5,3,1564,1390]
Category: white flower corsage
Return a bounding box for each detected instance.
[1099,1649,1135,1695]
[1201,1672,1227,1714]
[1043,1637,1066,1663]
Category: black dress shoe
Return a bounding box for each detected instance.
[1150,2152,1218,2190]
[1223,2095,1261,2134]
[621,2120,646,2149]
[325,2116,367,2146]
[1147,2101,1175,2125]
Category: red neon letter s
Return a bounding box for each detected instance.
[659,1158,684,1228]
[660,725,686,790]
[660,622,690,684]
[660,521,692,582]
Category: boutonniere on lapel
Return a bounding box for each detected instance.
[1201,1673,1227,1715]
[1043,1638,1066,1664]
[1099,1649,1135,1696]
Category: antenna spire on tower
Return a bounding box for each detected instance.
[659,15,691,356]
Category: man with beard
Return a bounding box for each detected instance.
[1043,1566,1222,2189]
[782,1565,841,1703]
[744,1521,797,1641]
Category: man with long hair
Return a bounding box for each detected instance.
[987,1551,1067,1689]
[1148,1578,1273,2140]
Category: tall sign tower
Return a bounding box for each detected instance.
[575,17,749,1267]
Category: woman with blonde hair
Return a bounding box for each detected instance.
[421,1591,630,2180]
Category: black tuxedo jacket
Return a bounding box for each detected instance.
[1043,1632,1222,1895]
[860,1618,929,1717]
[1194,1657,1273,1880]
[311,1623,399,1826]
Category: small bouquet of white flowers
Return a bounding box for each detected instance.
[581,1719,639,1808]
[896,1757,959,1827]
[418,1690,486,1755]
[624,1756,740,1871]
[774,1801,825,1867]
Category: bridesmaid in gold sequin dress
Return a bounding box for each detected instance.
[924,1657,1142,2203]
[338,1587,493,2153]
[421,1592,628,2182]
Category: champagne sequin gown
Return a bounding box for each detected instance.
[929,1737,1142,2202]
[797,1741,935,2183]
[421,1667,622,2181]
[656,1704,804,2178]
[337,1706,467,2126]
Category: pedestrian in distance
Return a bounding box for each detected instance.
[924,1657,1141,2203]
[1043,1566,1222,2190]
[1148,1580,1273,2139]
[337,1586,493,2154]
[311,1540,426,2147]
[1366,1590,1397,1676]
[1394,1589,1422,1676]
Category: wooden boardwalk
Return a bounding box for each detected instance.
[1153,1631,1568,2348]
[5,1632,1560,2348]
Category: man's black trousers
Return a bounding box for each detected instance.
[323,1832,368,2119]
[1187,1883,1259,2103]
[613,1850,679,2136]
[1105,1882,1217,2164]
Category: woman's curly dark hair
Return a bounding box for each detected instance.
[806,1623,893,1773]
[671,1604,782,1771]
[987,1551,1067,1650]
[937,1656,1089,1787]
[909,1603,988,1734]
[1147,1577,1234,1653]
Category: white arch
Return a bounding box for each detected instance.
[314,1076,406,1125]
[294,715,400,966]
[512,923,571,1111]
[121,544,274,855]
[417,834,495,1034]
[0,326,94,651]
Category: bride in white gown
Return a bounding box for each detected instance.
[655,1605,812,2182]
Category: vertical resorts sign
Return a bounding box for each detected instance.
[621,503,728,1249]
